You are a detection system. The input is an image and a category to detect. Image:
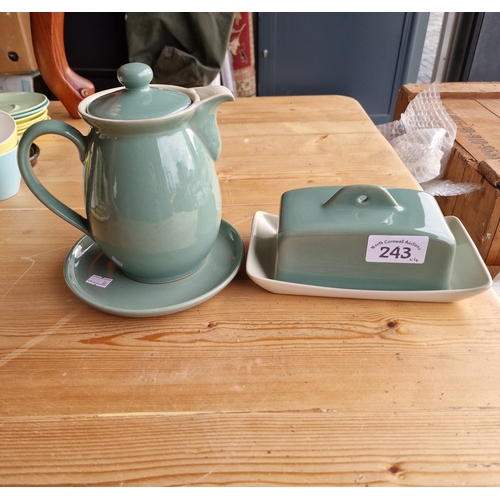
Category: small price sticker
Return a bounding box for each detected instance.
[365,235,429,264]
[86,275,113,288]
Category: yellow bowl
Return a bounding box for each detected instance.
[16,109,48,129]
[0,110,17,155]
[14,105,48,126]
[17,114,50,137]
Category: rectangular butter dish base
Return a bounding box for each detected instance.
[246,211,492,303]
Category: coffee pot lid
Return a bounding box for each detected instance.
[87,63,191,120]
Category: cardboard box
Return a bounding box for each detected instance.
[0,12,38,75]
[394,82,500,267]
[0,71,39,93]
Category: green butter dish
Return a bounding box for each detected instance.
[275,185,457,291]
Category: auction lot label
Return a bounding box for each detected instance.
[365,235,429,264]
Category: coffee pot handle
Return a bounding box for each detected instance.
[17,120,91,236]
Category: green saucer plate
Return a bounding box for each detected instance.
[0,92,48,117]
[64,219,244,317]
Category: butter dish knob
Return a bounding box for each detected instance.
[323,184,402,209]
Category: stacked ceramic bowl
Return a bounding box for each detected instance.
[0,109,21,200]
[0,92,50,138]
[0,109,17,153]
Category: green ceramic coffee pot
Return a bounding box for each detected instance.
[17,63,234,283]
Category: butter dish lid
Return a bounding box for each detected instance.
[87,63,191,120]
[278,184,453,240]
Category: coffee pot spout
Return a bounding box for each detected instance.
[190,85,234,161]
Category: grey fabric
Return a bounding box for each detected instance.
[125,12,234,87]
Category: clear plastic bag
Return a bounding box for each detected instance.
[389,127,445,183]
[378,83,481,196]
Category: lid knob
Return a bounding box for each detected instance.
[117,62,153,90]
[86,62,191,120]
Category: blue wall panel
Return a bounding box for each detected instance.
[258,13,420,124]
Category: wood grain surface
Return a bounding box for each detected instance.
[1,99,499,486]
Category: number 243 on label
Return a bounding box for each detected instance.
[365,235,429,264]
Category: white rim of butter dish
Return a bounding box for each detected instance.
[246,211,492,303]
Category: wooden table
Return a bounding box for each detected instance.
[1,98,500,486]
